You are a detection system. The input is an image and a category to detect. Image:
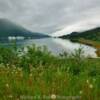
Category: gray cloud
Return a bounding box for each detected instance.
[0,0,100,35]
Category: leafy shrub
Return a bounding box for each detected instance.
[19,44,56,72]
[0,46,19,66]
[68,47,85,75]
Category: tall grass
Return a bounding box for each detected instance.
[0,44,100,100]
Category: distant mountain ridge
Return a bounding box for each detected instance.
[59,27,100,42]
[0,19,49,39]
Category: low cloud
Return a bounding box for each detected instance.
[0,0,100,35]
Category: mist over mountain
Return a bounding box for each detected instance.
[0,19,49,39]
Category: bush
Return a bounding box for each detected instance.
[0,47,19,66]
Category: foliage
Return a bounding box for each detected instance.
[0,45,100,99]
[60,27,100,42]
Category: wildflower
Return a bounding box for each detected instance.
[29,73,32,77]
[79,91,83,94]
[13,69,16,72]
[5,83,9,88]
[51,94,56,100]
[8,95,13,98]
[6,63,10,67]
[86,80,89,84]
[12,65,16,69]
[17,67,22,72]
[89,84,93,89]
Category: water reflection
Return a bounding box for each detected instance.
[22,38,97,57]
[0,38,97,57]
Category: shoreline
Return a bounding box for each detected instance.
[71,38,100,57]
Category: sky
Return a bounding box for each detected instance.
[0,0,100,36]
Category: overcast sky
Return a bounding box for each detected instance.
[0,0,100,36]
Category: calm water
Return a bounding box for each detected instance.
[0,38,97,57]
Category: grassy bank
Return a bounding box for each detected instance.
[0,45,100,100]
[71,38,100,57]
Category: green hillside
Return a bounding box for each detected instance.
[60,27,100,42]
[60,27,100,56]
[0,19,49,39]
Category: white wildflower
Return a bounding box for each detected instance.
[79,91,83,94]
[51,94,56,99]
[89,84,93,89]
[86,80,89,84]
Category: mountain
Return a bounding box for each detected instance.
[0,19,49,39]
[59,27,100,57]
[59,27,100,42]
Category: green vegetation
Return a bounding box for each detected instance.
[0,45,100,100]
[60,27,100,42]
[60,27,100,57]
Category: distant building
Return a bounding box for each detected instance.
[8,36,25,40]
